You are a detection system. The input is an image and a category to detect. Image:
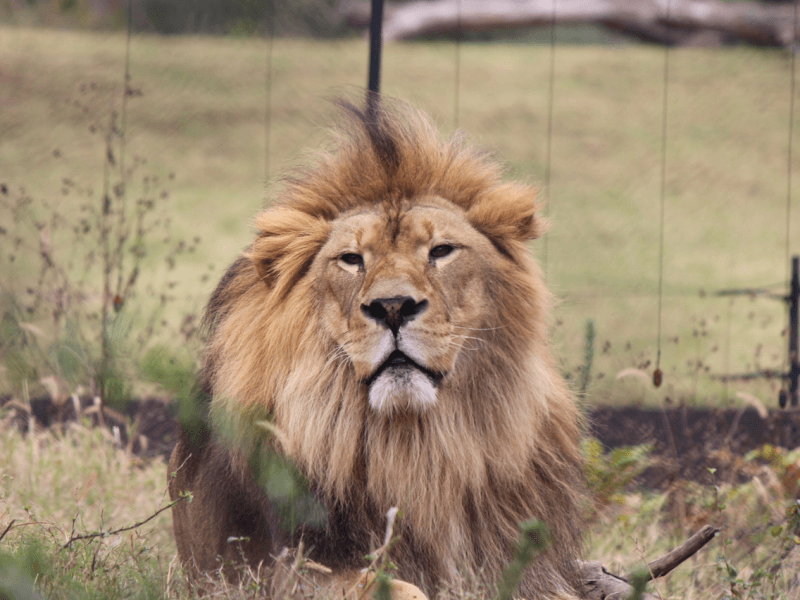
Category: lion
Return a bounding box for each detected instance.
[168,97,585,600]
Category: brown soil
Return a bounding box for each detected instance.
[590,404,800,488]
[1,395,179,461]
[4,396,800,489]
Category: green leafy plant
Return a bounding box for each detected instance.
[0,539,46,600]
[583,438,653,507]
[744,444,800,497]
[369,508,401,600]
[627,567,650,600]
[706,464,800,600]
[494,519,552,600]
[579,318,596,397]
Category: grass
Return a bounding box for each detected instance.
[1,28,799,408]
[1,417,799,599]
[0,419,177,598]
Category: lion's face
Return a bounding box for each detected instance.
[314,196,494,415]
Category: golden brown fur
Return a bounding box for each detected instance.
[169,98,585,599]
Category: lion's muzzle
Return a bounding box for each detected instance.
[361,295,428,334]
[361,296,444,415]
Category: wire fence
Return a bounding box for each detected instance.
[1,4,799,409]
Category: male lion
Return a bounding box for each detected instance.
[168,98,585,600]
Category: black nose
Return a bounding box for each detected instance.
[362,296,428,334]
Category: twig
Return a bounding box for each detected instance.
[628,525,720,581]
[0,519,16,543]
[344,506,399,600]
[62,496,185,549]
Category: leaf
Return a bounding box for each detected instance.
[18,323,45,338]
[615,368,650,384]
[735,391,768,419]
[39,375,66,404]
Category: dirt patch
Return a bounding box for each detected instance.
[1,395,179,461]
[4,396,800,488]
[589,404,800,488]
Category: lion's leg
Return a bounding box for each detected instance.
[168,432,285,579]
[272,555,428,600]
[381,577,429,600]
[337,571,427,600]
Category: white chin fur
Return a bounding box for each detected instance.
[368,368,437,414]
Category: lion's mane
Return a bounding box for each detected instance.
[194,99,584,598]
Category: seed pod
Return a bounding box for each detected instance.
[653,368,663,388]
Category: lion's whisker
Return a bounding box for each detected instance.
[444,338,481,353]
[325,346,347,360]
[452,324,506,332]
[451,334,486,344]
[322,346,351,372]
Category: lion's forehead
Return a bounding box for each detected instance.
[328,200,473,255]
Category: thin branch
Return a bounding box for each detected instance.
[62,496,186,549]
[341,0,797,47]
[0,519,16,543]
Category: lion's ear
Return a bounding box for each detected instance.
[247,208,331,296]
[466,183,545,257]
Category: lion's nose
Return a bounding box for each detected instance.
[362,296,428,334]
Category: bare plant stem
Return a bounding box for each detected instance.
[99,106,114,405]
[62,496,185,549]
[0,519,16,543]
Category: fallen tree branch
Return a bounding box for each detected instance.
[580,525,719,600]
[633,524,720,581]
[340,0,797,48]
[580,561,659,600]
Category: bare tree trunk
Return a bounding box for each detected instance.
[340,0,798,48]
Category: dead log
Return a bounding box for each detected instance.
[581,561,659,600]
[580,525,720,600]
[340,0,798,49]
[632,524,720,581]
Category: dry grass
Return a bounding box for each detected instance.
[589,482,800,599]
[0,422,172,547]
[1,419,799,599]
[0,411,179,598]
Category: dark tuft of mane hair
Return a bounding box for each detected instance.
[337,95,401,179]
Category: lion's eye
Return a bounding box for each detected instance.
[430,244,454,260]
[340,253,364,267]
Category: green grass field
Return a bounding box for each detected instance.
[2,27,799,408]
